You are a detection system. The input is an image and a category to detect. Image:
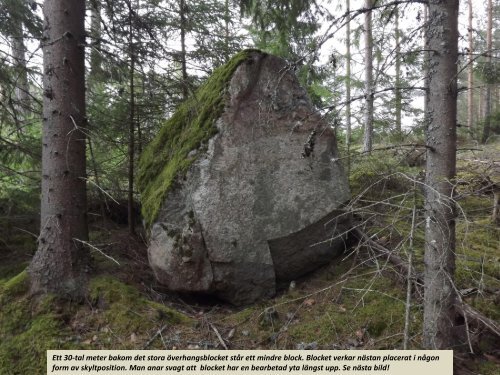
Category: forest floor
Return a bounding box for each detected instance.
[1,140,499,374]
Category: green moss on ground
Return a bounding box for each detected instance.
[285,273,415,348]
[0,269,28,300]
[0,271,70,375]
[85,276,192,346]
[0,260,29,284]
[137,49,261,227]
[477,361,500,375]
[348,144,500,327]
[0,272,192,374]
[219,260,421,350]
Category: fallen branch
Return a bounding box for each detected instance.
[73,238,120,265]
[333,143,435,163]
[352,228,500,340]
[143,324,169,349]
[209,323,228,350]
[459,304,500,338]
[462,159,500,166]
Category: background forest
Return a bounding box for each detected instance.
[0,0,499,374]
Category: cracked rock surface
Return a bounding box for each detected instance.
[148,51,351,305]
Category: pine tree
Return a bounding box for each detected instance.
[29,0,89,297]
[345,0,352,149]
[423,0,459,349]
[482,0,494,143]
[467,0,474,135]
[362,0,374,153]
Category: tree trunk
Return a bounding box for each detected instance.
[363,0,374,153]
[467,0,474,136]
[345,0,351,152]
[87,137,107,226]
[10,20,30,117]
[89,0,102,80]
[423,0,459,349]
[481,87,492,143]
[491,85,500,112]
[224,0,230,62]
[423,4,429,130]
[128,3,136,236]
[493,189,500,225]
[394,6,402,138]
[180,0,189,100]
[29,0,89,298]
[87,0,106,226]
[478,84,483,123]
[481,0,493,144]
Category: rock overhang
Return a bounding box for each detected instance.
[138,50,352,305]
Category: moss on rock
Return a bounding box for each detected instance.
[137,49,261,227]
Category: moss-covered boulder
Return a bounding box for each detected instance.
[138,50,351,305]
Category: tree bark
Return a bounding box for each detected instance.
[478,84,483,123]
[467,0,474,136]
[395,6,402,138]
[89,0,102,80]
[423,0,459,349]
[10,19,30,117]
[481,0,493,144]
[423,4,429,130]
[492,189,500,225]
[224,0,230,62]
[180,0,189,100]
[345,0,352,152]
[353,228,500,341]
[128,2,136,235]
[29,0,89,298]
[87,0,106,226]
[363,0,374,153]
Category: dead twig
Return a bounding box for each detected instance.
[353,227,500,341]
[73,238,120,265]
[209,323,228,350]
[142,324,169,349]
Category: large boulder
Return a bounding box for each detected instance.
[138,50,351,305]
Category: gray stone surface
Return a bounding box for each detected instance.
[148,51,351,305]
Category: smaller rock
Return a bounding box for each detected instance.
[227,328,236,339]
[269,333,280,343]
[303,298,316,307]
[260,307,279,326]
[347,338,360,348]
[355,328,366,340]
[296,342,318,350]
